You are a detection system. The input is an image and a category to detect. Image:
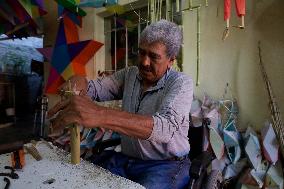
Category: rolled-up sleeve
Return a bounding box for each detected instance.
[87,69,126,102]
[147,75,193,143]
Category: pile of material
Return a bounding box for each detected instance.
[190,95,283,189]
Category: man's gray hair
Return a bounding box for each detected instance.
[139,19,182,59]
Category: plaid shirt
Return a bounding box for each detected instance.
[87,66,193,160]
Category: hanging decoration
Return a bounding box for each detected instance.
[222,0,245,41]
[57,3,83,27]
[78,0,117,8]
[54,0,87,17]
[105,4,125,15]
[37,4,103,94]
[0,0,47,38]
[116,18,135,31]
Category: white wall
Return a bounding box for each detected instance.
[183,0,284,130]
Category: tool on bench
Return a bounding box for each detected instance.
[3,177,10,189]
[0,166,19,179]
[24,145,42,161]
[1,166,18,189]
[0,141,25,169]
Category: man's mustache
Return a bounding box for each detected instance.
[138,64,152,72]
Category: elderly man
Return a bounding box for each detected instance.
[48,19,193,189]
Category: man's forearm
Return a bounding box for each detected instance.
[97,108,154,139]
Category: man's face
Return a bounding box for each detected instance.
[138,42,174,86]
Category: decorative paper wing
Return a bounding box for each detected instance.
[261,121,279,164]
[244,127,262,170]
[265,161,284,189]
[209,127,224,160]
[250,160,269,188]
[223,118,241,163]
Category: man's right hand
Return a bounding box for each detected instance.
[59,75,88,95]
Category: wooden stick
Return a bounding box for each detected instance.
[70,124,80,164]
[65,81,80,165]
[240,15,245,28]
[196,7,201,86]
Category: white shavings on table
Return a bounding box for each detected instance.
[0,142,145,189]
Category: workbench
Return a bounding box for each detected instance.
[0,142,145,189]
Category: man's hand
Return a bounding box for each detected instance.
[47,95,104,134]
[59,75,88,95]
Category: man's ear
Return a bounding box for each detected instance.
[168,57,176,68]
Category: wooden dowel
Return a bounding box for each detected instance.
[70,124,80,164]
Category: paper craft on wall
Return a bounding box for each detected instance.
[222,0,245,41]
[38,10,103,93]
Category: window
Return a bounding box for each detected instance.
[103,1,183,73]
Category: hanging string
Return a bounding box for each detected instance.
[196,7,201,86]
[166,0,171,20]
[129,1,148,23]
[150,0,155,22]
[147,0,151,26]
[159,0,162,20]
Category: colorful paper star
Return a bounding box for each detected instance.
[38,15,103,93]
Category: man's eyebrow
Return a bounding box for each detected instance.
[148,51,161,59]
[138,48,161,58]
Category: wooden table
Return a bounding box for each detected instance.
[0,142,145,189]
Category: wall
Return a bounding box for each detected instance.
[183,0,284,130]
